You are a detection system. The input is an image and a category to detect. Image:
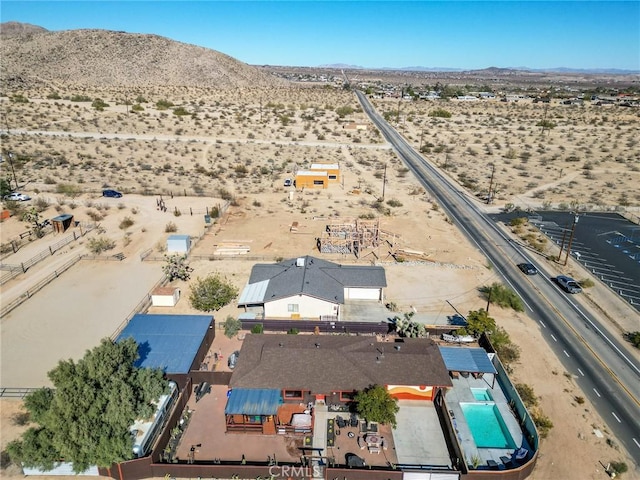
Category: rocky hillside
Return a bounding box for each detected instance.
[0,22,285,89]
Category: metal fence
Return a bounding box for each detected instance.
[0,387,41,399]
[110,275,169,341]
[0,254,85,318]
[0,223,96,285]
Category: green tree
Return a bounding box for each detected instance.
[21,207,46,238]
[161,254,193,281]
[6,338,166,472]
[189,274,238,311]
[479,282,524,312]
[459,309,496,337]
[0,177,12,198]
[335,106,354,118]
[354,384,399,428]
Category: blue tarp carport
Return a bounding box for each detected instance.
[116,314,213,374]
[225,388,282,416]
[438,346,497,374]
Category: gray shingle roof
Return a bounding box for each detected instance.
[230,334,452,392]
[239,256,386,305]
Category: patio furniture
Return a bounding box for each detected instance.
[357,436,366,450]
[487,459,499,469]
[500,456,512,467]
[368,446,380,454]
[365,434,381,448]
[336,415,347,428]
[515,447,528,461]
[349,414,358,427]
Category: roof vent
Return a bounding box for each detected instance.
[296,257,305,267]
[315,343,320,348]
[395,345,401,351]
[279,342,284,348]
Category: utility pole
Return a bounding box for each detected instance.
[487,164,495,204]
[419,128,425,152]
[557,223,569,263]
[564,214,580,266]
[381,164,387,200]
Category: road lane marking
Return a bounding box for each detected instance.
[594,388,601,397]
[578,368,584,376]
[611,412,621,423]
[539,320,546,328]
[550,334,557,342]
[564,350,570,357]
[633,438,640,449]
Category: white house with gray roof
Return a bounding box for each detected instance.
[237,256,386,320]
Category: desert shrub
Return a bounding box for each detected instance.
[429,108,452,118]
[155,99,174,110]
[55,183,82,198]
[165,221,177,233]
[87,236,116,254]
[510,217,528,227]
[531,410,553,438]
[515,383,538,408]
[335,106,354,118]
[70,94,92,102]
[173,207,182,217]
[119,216,134,230]
[47,91,61,99]
[251,323,264,334]
[287,328,299,335]
[32,197,50,212]
[86,210,104,222]
[131,104,144,112]
[479,282,524,312]
[386,199,403,208]
[574,396,585,405]
[222,316,242,339]
[609,462,628,475]
[92,98,109,110]
[11,94,29,103]
[624,331,640,348]
[172,106,190,116]
[579,278,595,288]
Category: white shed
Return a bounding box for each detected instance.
[151,286,181,307]
[166,234,191,254]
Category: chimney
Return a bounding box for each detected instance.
[296,257,305,267]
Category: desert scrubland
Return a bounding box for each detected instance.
[1,82,639,480]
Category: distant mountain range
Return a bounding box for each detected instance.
[318,63,639,75]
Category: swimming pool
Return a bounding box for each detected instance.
[460,402,516,449]
[471,388,493,401]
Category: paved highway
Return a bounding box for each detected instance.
[355,90,640,465]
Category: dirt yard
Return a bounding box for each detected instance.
[1,86,638,479]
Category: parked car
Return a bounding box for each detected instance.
[284,178,292,187]
[102,189,123,198]
[517,263,538,275]
[4,192,31,201]
[227,350,240,370]
[556,275,582,294]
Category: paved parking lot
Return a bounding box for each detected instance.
[492,211,640,313]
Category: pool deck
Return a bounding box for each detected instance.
[445,373,525,470]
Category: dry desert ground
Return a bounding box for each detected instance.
[1,85,639,479]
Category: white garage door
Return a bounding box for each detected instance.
[403,473,459,480]
[344,287,380,300]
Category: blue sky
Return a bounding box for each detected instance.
[2,1,639,70]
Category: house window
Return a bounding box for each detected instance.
[340,391,356,401]
[287,304,299,313]
[328,175,337,180]
[284,390,303,399]
[313,180,324,186]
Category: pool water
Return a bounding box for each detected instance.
[471,388,493,401]
[460,402,516,449]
